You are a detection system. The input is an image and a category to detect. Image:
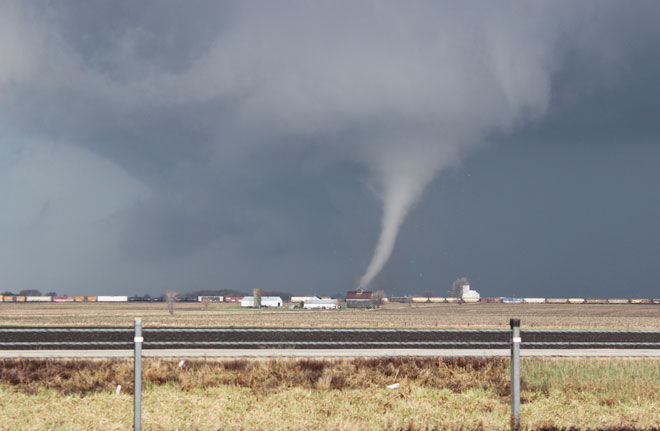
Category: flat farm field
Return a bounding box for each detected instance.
[1,302,659,329]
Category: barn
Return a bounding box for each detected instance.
[346,289,374,309]
[240,296,283,308]
[303,298,339,309]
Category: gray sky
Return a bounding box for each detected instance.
[1,1,659,298]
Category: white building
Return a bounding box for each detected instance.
[461,285,480,300]
[291,296,318,303]
[198,296,223,302]
[240,296,283,308]
[303,298,339,310]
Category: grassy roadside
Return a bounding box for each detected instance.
[0,358,659,430]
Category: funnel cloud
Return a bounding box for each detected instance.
[1,2,660,297]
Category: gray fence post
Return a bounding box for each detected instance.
[134,318,143,431]
[510,318,521,431]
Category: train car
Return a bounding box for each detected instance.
[129,296,148,302]
[177,297,197,302]
[428,297,446,303]
[546,298,568,304]
[445,297,461,303]
[75,296,85,302]
[462,297,479,303]
[501,297,523,304]
[607,298,629,304]
[568,298,585,304]
[15,296,26,302]
[97,296,128,302]
[87,296,97,302]
[630,298,652,304]
[652,299,660,304]
[53,296,74,302]
[26,296,52,302]
[3,296,15,302]
[585,298,608,304]
[479,297,502,303]
[523,298,545,303]
[387,297,409,303]
[411,297,429,303]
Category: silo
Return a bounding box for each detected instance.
[253,288,262,308]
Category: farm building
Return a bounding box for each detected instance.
[291,296,318,303]
[303,298,339,309]
[197,296,223,302]
[224,296,243,303]
[346,289,374,308]
[240,296,283,308]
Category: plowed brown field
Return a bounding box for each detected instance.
[1,302,659,329]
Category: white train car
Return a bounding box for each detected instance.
[546,298,568,304]
[607,298,629,304]
[585,298,608,304]
[568,298,585,304]
[523,298,546,303]
[411,297,429,303]
[97,296,128,302]
[428,297,446,303]
[26,296,52,302]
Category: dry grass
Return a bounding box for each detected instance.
[1,358,660,430]
[2,302,660,329]
[0,357,509,396]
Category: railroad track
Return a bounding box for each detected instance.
[2,328,660,350]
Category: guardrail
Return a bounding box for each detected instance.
[4,319,660,431]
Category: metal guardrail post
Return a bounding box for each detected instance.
[510,318,521,431]
[134,318,143,431]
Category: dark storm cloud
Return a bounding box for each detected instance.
[1,1,659,296]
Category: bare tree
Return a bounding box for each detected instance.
[372,290,386,308]
[449,277,469,298]
[165,291,178,315]
[201,296,211,310]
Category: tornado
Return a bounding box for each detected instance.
[358,147,453,289]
